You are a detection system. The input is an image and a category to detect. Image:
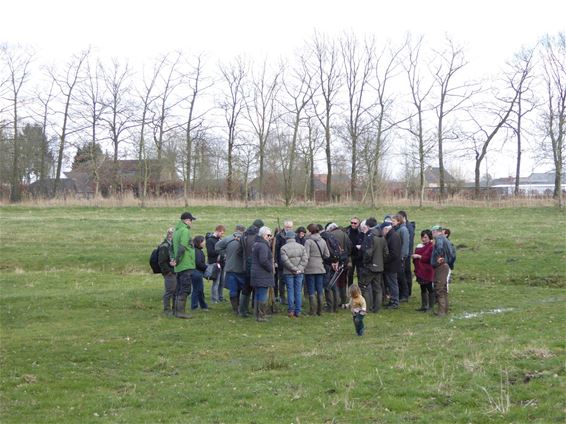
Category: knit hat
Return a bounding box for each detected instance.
[431,225,443,231]
[284,230,296,239]
[253,219,264,228]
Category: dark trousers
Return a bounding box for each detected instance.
[397,259,409,300]
[176,270,192,300]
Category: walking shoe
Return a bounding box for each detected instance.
[386,304,399,309]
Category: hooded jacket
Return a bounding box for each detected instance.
[250,236,274,287]
[173,220,195,273]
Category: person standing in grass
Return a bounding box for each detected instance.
[215,224,246,314]
[381,221,402,310]
[158,227,176,316]
[348,284,367,336]
[361,217,389,313]
[280,230,308,318]
[172,211,197,319]
[206,225,226,304]
[412,229,435,312]
[304,223,330,316]
[430,225,454,316]
[191,236,209,311]
[250,226,275,322]
[391,214,410,302]
[274,219,294,305]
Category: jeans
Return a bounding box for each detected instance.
[353,312,365,336]
[226,271,246,298]
[305,274,324,296]
[283,273,304,315]
[253,286,269,303]
[191,270,208,310]
[397,259,408,300]
[384,272,399,306]
[210,266,221,302]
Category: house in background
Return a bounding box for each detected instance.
[490,171,565,195]
[29,159,179,198]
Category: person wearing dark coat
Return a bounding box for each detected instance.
[158,227,176,316]
[238,219,263,318]
[381,221,402,309]
[346,217,364,288]
[206,225,226,303]
[250,226,275,322]
[191,236,209,311]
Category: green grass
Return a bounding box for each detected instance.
[1,205,565,423]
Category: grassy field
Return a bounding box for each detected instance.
[0,205,565,423]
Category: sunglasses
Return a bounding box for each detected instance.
[351,222,359,225]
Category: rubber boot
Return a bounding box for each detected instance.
[316,294,324,316]
[416,291,428,311]
[308,295,316,316]
[256,301,268,322]
[428,292,435,311]
[175,296,192,319]
[238,293,251,317]
[230,296,239,314]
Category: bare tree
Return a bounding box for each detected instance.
[363,40,404,206]
[297,116,324,201]
[403,35,435,207]
[219,57,247,201]
[279,55,316,206]
[244,58,281,199]
[1,44,33,202]
[151,52,184,196]
[136,56,166,205]
[35,79,56,182]
[465,84,519,198]
[49,49,89,196]
[76,56,108,197]
[100,58,135,163]
[506,47,537,196]
[309,32,342,200]
[180,54,210,207]
[540,33,566,207]
[432,37,477,199]
[340,33,375,197]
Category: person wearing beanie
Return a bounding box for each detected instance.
[280,230,308,318]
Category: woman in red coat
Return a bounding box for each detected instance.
[412,229,435,312]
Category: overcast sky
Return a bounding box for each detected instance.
[2,0,565,178]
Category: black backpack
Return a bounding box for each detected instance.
[321,232,345,264]
[149,246,161,274]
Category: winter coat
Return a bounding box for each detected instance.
[242,226,260,271]
[330,228,352,260]
[194,247,207,272]
[363,229,389,273]
[431,234,456,269]
[394,223,410,259]
[383,230,402,274]
[304,234,329,275]
[158,238,174,275]
[346,226,364,263]
[215,233,244,273]
[173,220,195,273]
[413,241,434,283]
[250,236,274,288]
[206,234,221,264]
[280,239,308,274]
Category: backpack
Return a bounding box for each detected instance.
[149,246,161,274]
[321,232,344,264]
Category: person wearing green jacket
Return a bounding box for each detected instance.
[172,211,197,319]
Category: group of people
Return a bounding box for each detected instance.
[155,210,457,333]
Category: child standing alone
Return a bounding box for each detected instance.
[348,285,367,336]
